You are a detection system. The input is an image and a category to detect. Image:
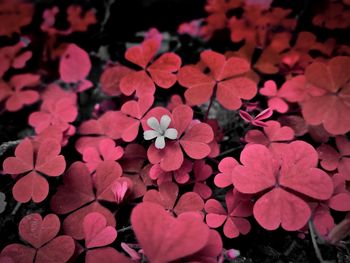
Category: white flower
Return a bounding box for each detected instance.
[143,115,178,149]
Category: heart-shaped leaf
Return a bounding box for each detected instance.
[131,202,209,263]
[59,44,91,83]
[200,51,250,81]
[148,53,181,88]
[12,171,49,203]
[2,138,33,175]
[85,247,132,263]
[180,123,213,159]
[264,121,294,142]
[147,141,184,172]
[19,213,60,249]
[63,202,116,240]
[95,161,122,201]
[253,188,311,231]
[121,96,153,120]
[51,162,95,214]
[35,236,75,263]
[0,244,35,263]
[83,212,117,249]
[125,39,159,69]
[35,139,66,177]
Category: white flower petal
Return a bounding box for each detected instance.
[155,136,165,149]
[147,117,161,132]
[144,130,159,140]
[160,115,171,130]
[165,128,178,140]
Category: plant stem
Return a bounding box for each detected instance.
[207,157,219,164]
[204,94,215,121]
[101,0,116,32]
[11,202,21,215]
[284,240,297,256]
[118,226,132,233]
[216,145,243,158]
[309,220,324,263]
[0,140,21,157]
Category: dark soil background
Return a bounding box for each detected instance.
[1,0,350,262]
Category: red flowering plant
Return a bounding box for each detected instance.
[59,44,93,92]
[0,74,40,112]
[1,0,350,262]
[0,39,32,78]
[82,212,132,263]
[178,50,257,110]
[0,1,34,37]
[0,213,75,263]
[143,182,204,216]
[119,38,182,97]
[3,138,66,203]
[142,105,214,171]
[260,80,289,113]
[301,56,350,135]
[318,136,350,179]
[239,107,273,127]
[231,141,333,231]
[205,190,253,238]
[244,120,295,153]
[50,161,132,240]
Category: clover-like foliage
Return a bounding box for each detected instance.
[1,214,75,263]
[232,141,333,231]
[3,139,66,203]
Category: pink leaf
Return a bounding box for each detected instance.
[35,140,66,177]
[83,212,117,249]
[172,105,193,136]
[121,95,154,120]
[216,77,257,110]
[173,192,204,215]
[12,171,49,203]
[232,145,276,194]
[260,80,277,96]
[100,65,133,97]
[147,141,184,171]
[12,51,32,69]
[255,108,273,121]
[147,53,181,88]
[264,121,295,142]
[178,66,216,106]
[223,218,240,238]
[184,229,223,262]
[131,202,210,263]
[0,244,35,263]
[180,123,214,159]
[63,202,116,240]
[95,161,123,202]
[59,44,91,83]
[200,51,250,81]
[278,141,333,200]
[125,39,159,69]
[329,193,350,211]
[85,247,132,263]
[3,138,33,175]
[214,157,238,188]
[35,236,75,263]
[51,162,95,214]
[205,199,226,228]
[19,213,60,249]
[254,188,311,231]
[143,182,178,210]
[239,110,253,122]
[120,71,155,97]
